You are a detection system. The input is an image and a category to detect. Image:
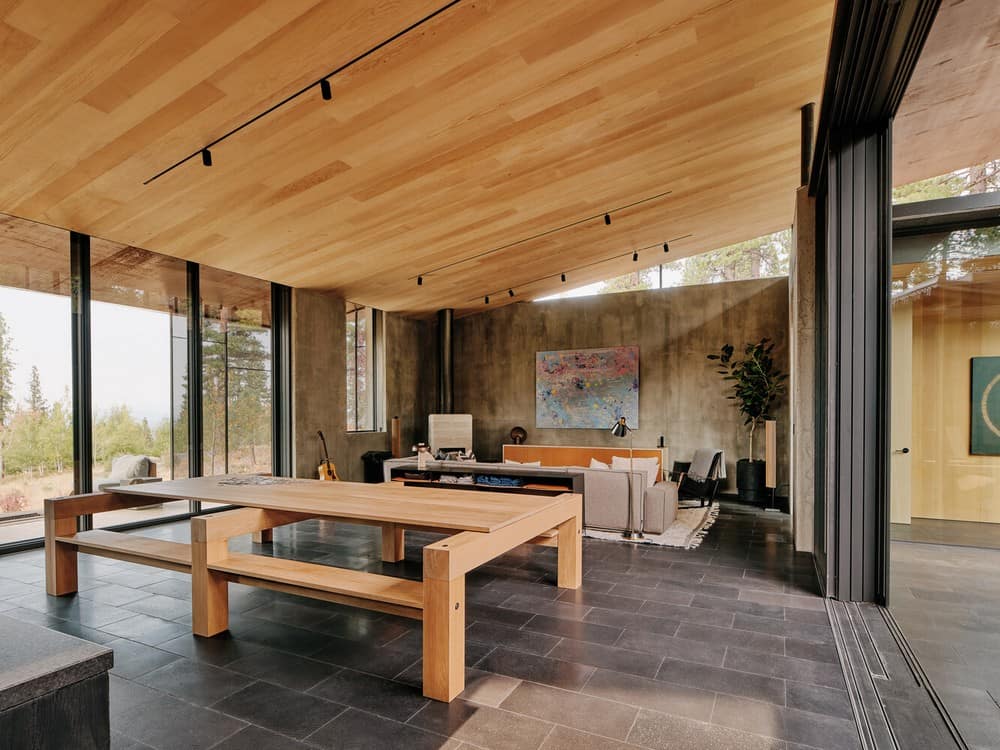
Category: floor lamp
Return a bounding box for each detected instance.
[611,416,642,540]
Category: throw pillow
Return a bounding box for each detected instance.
[589,458,610,470]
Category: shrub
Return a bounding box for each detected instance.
[0,490,28,514]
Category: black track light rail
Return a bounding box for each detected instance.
[144,0,464,185]
[471,233,693,303]
[410,189,674,281]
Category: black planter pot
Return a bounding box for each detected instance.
[736,459,766,505]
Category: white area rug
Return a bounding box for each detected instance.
[585,502,720,549]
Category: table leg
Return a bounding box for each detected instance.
[44,508,77,596]
[423,546,464,702]
[252,528,273,544]
[191,522,229,637]
[381,524,405,563]
[557,504,583,589]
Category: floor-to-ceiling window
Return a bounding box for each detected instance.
[200,268,272,480]
[0,216,72,544]
[90,238,192,527]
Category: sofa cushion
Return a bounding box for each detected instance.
[589,458,610,470]
[611,456,658,488]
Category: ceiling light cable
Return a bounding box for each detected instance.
[144,0,464,184]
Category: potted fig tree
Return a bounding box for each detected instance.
[707,338,786,504]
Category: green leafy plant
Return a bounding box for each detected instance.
[707,338,787,461]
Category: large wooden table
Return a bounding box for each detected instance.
[44,476,582,702]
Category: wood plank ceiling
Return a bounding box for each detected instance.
[0,0,834,315]
[894,0,1000,187]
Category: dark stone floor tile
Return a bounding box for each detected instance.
[539,725,631,750]
[656,657,786,705]
[83,583,154,607]
[477,647,594,691]
[310,636,421,679]
[522,614,622,645]
[226,646,340,691]
[107,637,182,679]
[784,637,839,664]
[157,632,266,667]
[581,668,716,722]
[135,657,254,705]
[785,680,853,720]
[733,612,834,643]
[724,646,846,689]
[110,676,247,750]
[628,707,784,750]
[101,613,190,646]
[140,578,192,600]
[556,588,643,612]
[610,582,694,606]
[501,593,592,621]
[500,681,638,740]
[688,594,785,619]
[674,621,784,655]
[308,707,460,749]
[466,620,561,655]
[614,629,727,667]
[309,668,428,722]
[213,681,344,740]
[211,724,310,750]
[121,593,192,621]
[546,638,662,678]
[712,693,861,750]
[468,602,534,628]
[586,606,684,634]
[409,698,553,750]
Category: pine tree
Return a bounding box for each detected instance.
[27,365,47,414]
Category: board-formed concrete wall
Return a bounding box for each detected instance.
[452,278,791,493]
[291,289,436,482]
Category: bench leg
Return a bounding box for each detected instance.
[557,505,583,589]
[252,528,273,544]
[422,573,465,702]
[381,524,405,563]
[44,514,78,596]
[192,539,228,636]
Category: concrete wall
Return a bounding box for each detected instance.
[291,289,437,482]
[790,186,817,552]
[452,278,791,492]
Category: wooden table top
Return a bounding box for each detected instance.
[112,475,571,533]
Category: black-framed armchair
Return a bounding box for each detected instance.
[671,449,724,507]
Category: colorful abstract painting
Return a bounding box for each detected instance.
[971,356,1000,455]
[536,346,639,428]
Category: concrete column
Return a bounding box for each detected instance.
[790,186,817,552]
[437,308,454,414]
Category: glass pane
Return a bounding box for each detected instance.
[890,226,1000,540]
[201,267,272,484]
[90,238,190,527]
[346,308,357,431]
[0,214,72,544]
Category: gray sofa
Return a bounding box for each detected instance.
[578,468,678,535]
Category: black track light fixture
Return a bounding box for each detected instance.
[632,250,638,262]
[604,213,611,225]
[508,289,515,297]
[320,79,332,101]
[561,273,566,282]
[417,276,423,286]
[201,149,212,167]
[484,296,489,304]
[663,242,669,253]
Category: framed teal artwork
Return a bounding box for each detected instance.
[971,356,1000,455]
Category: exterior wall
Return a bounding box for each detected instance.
[790,186,817,552]
[291,290,436,482]
[452,278,791,493]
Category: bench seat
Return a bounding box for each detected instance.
[54,530,191,573]
[209,553,424,619]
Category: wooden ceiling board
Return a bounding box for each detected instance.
[0,0,834,315]
[893,0,1000,186]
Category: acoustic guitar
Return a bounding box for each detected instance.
[317,430,339,481]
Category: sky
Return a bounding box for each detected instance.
[0,286,171,424]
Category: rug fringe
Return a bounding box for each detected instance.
[583,501,720,549]
[684,502,720,549]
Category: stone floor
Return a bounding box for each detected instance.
[0,502,859,750]
[891,518,1000,550]
[890,540,1000,750]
